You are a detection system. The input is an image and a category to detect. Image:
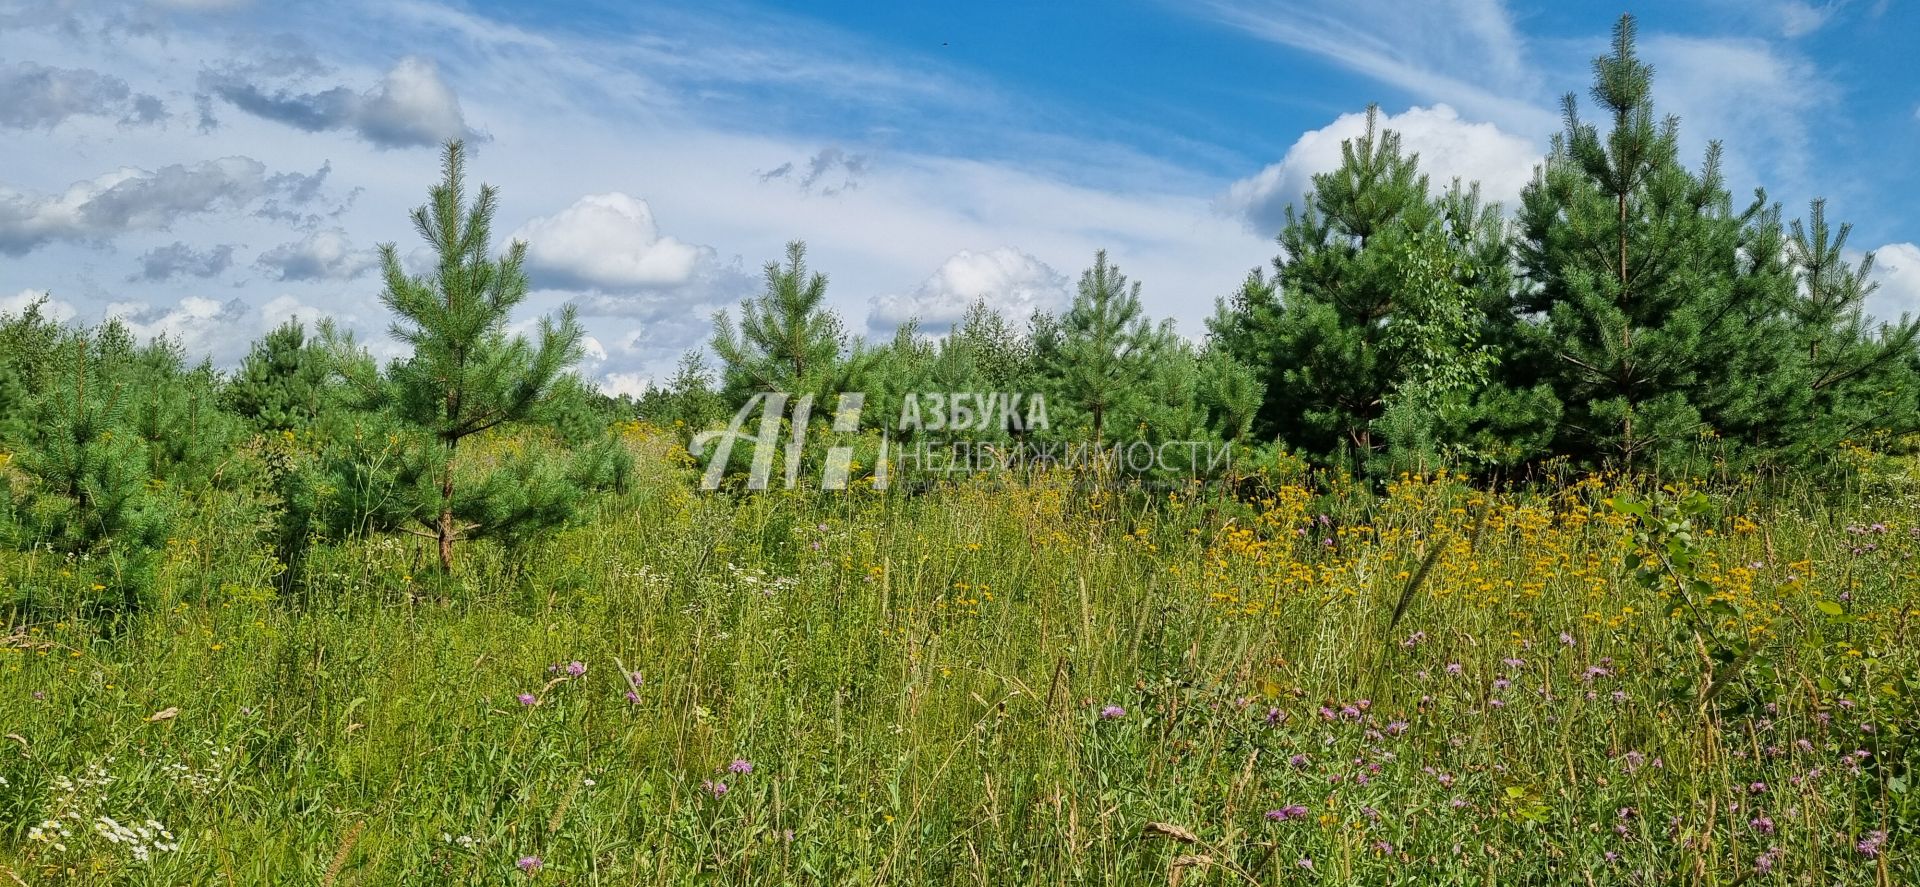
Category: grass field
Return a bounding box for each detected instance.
[4,432,1918,885]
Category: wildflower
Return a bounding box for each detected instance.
[516,693,537,706]
[1856,830,1887,859]
[1445,662,1463,676]
[1402,631,1426,648]
[1493,678,1511,691]
[1755,847,1781,874]
[1385,720,1408,736]
[1265,805,1309,822]
[1296,857,1313,870]
[1501,657,1525,669]
[1265,707,1285,725]
[1620,751,1646,773]
[1604,851,1619,863]
[1794,739,1813,754]
[1748,781,1767,794]
[1098,705,1126,720]
[565,661,586,677]
[1449,797,1468,809]
[1750,816,1775,835]
[1373,840,1393,854]
[624,690,641,704]
[517,856,542,873]
[728,758,754,775]
[1559,631,1575,647]
[701,780,728,798]
[1289,754,1309,768]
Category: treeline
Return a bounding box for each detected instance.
[644,16,1919,477]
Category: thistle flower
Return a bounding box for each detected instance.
[728,758,754,774]
[565,661,586,677]
[516,693,537,706]
[1098,705,1126,720]
[516,855,542,873]
[1856,830,1887,858]
[1265,805,1309,822]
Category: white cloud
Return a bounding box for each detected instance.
[1867,242,1920,324]
[1220,104,1540,233]
[131,241,236,281]
[513,193,705,290]
[256,228,379,281]
[1777,1,1840,37]
[0,157,323,256]
[200,56,477,148]
[1640,36,1831,199]
[2,288,77,323]
[597,372,651,399]
[0,61,164,129]
[1196,0,1553,134]
[153,0,255,9]
[867,247,1068,333]
[105,294,334,365]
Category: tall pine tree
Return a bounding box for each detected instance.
[1515,15,1805,469]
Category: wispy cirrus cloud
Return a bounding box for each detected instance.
[1192,0,1554,134]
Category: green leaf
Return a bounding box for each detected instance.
[1815,600,1845,617]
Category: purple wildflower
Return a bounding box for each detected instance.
[728,758,754,775]
[565,661,586,677]
[1266,805,1309,822]
[1099,704,1126,720]
[516,856,542,873]
[1857,830,1888,859]
[516,693,538,706]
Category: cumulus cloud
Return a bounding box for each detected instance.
[256,228,379,281]
[867,247,1068,333]
[106,294,332,365]
[0,156,326,255]
[199,56,478,148]
[1866,242,1920,324]
[130,241,236,281]
[2,288,78,323]
[1219,104,1540,234]
[0,61,165,129]
[597,372,652,399]
[514,193,706,291]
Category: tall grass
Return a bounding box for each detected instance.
[2,439,1916,884]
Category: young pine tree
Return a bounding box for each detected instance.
[1034,250,1173,447]
[3,331,170,612]
[225,320,334,432]
[710,241,845,404]
[353,140,586,572]
[1786,201,1920,446]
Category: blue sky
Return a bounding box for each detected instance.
[2,0,1916,395]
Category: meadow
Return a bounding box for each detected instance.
[4,430,1917,885]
